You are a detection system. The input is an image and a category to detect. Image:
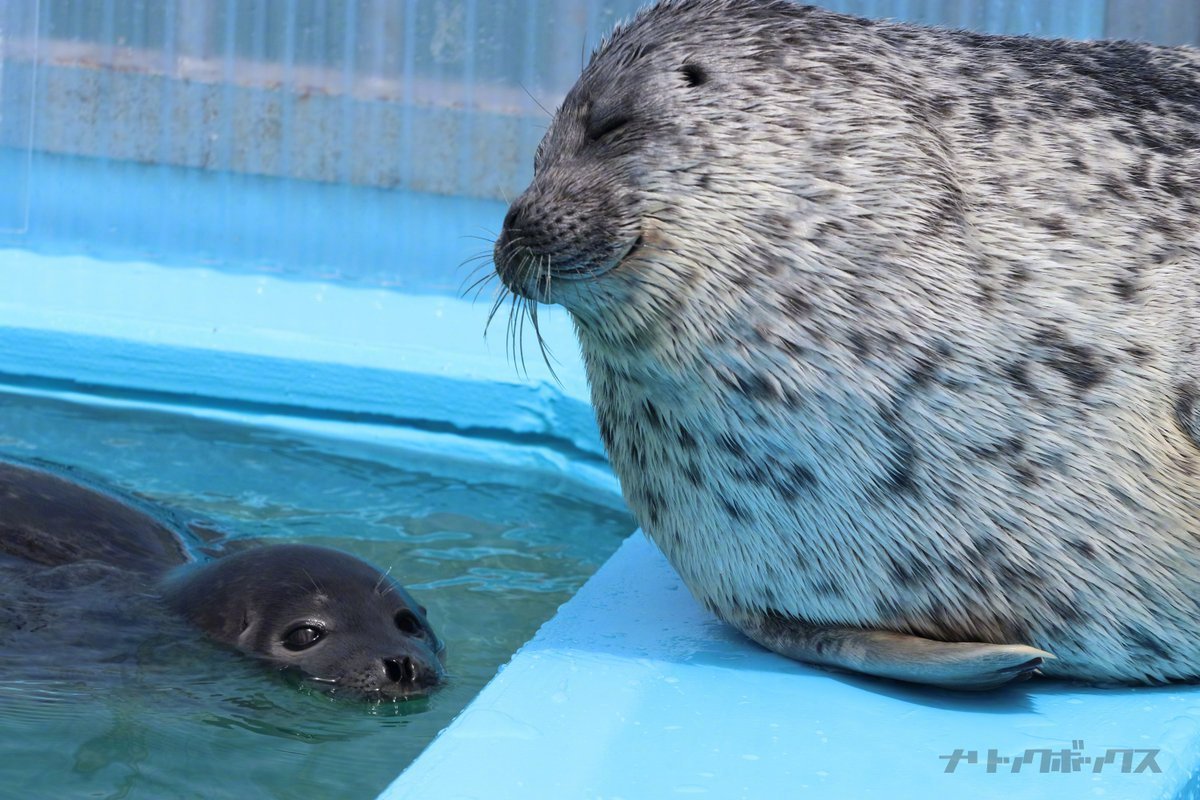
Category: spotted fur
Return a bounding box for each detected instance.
[494,0,1200,684]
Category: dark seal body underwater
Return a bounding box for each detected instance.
[494,0,1200,689]
[0,459,444,700]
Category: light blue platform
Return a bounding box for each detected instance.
[388,533,1200,800]
[6,250,1200,800]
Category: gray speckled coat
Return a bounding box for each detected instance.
[495,0,1200,683]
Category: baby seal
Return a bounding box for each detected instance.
[0,459,445,700]
[494,0,1200,689]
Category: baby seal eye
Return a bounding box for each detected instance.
[394,610,424,636]
[282,625,324,651]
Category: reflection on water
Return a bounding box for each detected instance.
[0,392,633,799]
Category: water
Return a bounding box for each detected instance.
[0,390,634,799]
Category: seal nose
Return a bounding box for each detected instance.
[495,200,529,255]
[502,202,521,231]
[382,655,440,691]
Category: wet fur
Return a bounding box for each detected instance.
[495,0,1200,683]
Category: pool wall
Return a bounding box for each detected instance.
[0,246,609,481]
[2,0,1190,283]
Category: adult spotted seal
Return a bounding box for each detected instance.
[0,459,444,699]
[494,0,1200,689]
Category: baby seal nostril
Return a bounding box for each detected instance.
[383,656,419,685]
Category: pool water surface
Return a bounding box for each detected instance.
[0,389,633,799]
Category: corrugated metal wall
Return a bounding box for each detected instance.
[0,0,1196,281]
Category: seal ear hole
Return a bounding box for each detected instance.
[681,63,708,87]
[395,610,423,636]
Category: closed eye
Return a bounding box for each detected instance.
[587,112,631,142]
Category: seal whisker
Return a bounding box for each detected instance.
[530,253,564,381]
[502,291,516,368]
[527,297,561,384]
[373,564,394,595]
[458,256,500,298]
[516,295,532,377]
[299,567,323,595]
[472,276,501,304]
[457,251,495,269]
[519,82,554,120]
[461,270,498,303]
[459,267,494,291]
[502,289,523,375]
[515,297,526,375]
[456,256,496,284]
[513,245,540,359]
[483,286,512,338]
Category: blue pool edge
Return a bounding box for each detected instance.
[0,248,610,484]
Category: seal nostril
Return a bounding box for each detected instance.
[384,656,419,686]
[403,656,417,685]
[503,205,520,230]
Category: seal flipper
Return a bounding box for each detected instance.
[734,611,1054,691]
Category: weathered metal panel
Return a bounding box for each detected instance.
[1106,0,1200,45]
[0,0,1195,267]
[0,0,36,233]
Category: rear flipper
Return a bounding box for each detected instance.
[734,611,1054,691]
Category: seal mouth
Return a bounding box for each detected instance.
[495,233,643,300]
[486,230,644,376]
[610,233,644,271]
[537,233,644,285]
[585,232,643,280]
[298,673,443,703]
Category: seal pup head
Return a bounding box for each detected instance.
[162,544,445,701]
